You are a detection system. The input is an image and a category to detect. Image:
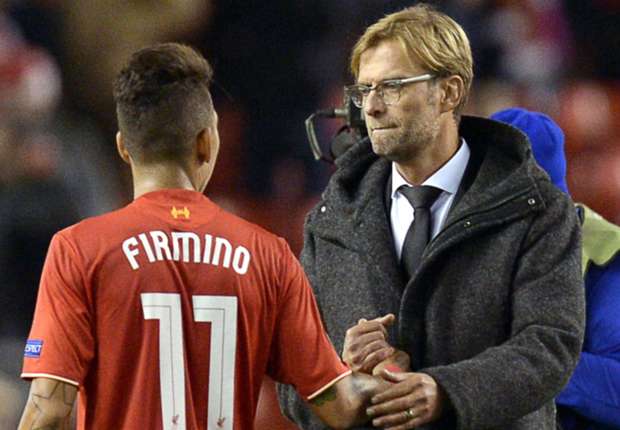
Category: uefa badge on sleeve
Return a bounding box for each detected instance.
[24,339,43,358]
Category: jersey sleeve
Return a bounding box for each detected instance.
[21,231,95,386]
[267,240,351,401]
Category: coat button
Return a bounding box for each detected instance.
[464,220,472,228]
[320,205,327,213]
[528,198,536,206]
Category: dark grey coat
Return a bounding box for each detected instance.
[277,116,585,430]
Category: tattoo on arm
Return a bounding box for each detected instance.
[31,380,76,408]
[19,378,77,430]
[309,385,338,406]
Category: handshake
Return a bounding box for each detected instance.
[342,314,447,429]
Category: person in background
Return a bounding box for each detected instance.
[492,107,620,430]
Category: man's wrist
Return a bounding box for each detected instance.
[383,364,404,373]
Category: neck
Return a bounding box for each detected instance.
[131,162,199,199]
[396,120,460,185]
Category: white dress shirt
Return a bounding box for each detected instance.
[390,139,471,260]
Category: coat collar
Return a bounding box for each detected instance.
[311,152,406,294]
[445,116,545,225]
[307,116,549,291]
[317,115,546,230]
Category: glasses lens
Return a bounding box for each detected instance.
[348,87,365,108]
[381,82,401,106]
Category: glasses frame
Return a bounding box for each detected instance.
[346,73,436,108]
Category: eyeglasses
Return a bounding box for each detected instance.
[346,73,435,108]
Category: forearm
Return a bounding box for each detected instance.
[309,372,389,429]
[277,383,328,429]
[18,378,77,430]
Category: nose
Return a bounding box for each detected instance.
[364,89,386,118]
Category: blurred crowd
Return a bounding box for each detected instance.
[0,0,619,428]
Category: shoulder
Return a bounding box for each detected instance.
[216,212,304,285]
[528,178,578,239]
[324,138,389,200]
[308,140,389,226]
[212,208,295,268]
[219,208,287,245]
[55,205,134,245]
[535,176,573,211]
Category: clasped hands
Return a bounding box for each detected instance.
[342,314,445,429]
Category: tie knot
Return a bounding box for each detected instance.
[399,185,442,209]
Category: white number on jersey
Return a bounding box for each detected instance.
[141,293,238,429]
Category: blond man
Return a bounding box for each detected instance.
[278,4,584,429]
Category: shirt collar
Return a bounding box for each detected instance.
[391,138,471,197]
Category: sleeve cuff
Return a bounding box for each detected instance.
[306,369,352,401]
[21,372,80,387]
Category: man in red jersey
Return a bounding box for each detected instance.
[18,43,391,430]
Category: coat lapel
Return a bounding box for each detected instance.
[357,190,405,297]
[350,158,406,299]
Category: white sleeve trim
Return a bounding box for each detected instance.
[21,373,80,387]
[307,369,353,401]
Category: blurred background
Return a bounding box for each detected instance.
[0,0,619,428]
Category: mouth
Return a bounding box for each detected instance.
[370,125,396,133]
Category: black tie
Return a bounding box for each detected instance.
[400,185,442,278]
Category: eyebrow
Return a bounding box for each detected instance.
[356,76,408,86]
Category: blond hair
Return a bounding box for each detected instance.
[350,3,473,114]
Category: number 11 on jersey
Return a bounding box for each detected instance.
[141,293,238,430]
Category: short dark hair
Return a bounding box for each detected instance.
[113,43,214,162]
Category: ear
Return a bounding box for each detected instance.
[439,75,465,114]
[195,123,220,192]
[195,128,211,164]
[116,132,132,165]
[196,122,220,164]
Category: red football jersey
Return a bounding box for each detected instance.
[22,189,350,430]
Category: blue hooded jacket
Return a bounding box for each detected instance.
[492,108,620,430]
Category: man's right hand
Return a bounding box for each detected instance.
[342,314,396,373]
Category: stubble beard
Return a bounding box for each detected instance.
[370,115,440,163]
[369,86,443,162]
